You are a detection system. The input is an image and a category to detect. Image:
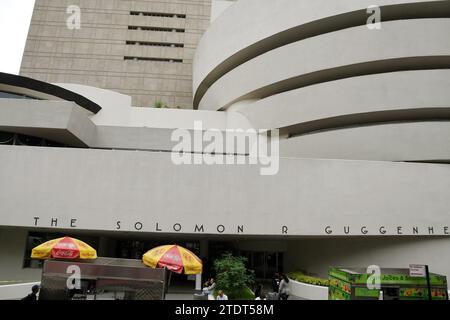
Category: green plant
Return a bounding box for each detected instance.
[213,253,255,299]
[288,271,330,287]
[154,100,163,108]
[154,100,169,108]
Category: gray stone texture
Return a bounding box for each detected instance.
[20,0,212,109]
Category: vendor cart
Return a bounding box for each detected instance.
[38,257,167,300]
[328,267,448,300]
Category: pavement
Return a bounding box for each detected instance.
[165,292,195,300]
[165,283,198,300]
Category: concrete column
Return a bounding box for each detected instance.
[199,239,209,290]
[195,274,202,291]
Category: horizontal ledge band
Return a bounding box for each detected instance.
[283,108,450,137]
[220,56,450,111]
[0,72,102,114]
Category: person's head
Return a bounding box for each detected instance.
[218,290,224,297]
[210,278,215,283]
[31,285,40,294]
[274,273,280,279]
[282,274,289,283]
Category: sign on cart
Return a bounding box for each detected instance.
[409,264,427,277]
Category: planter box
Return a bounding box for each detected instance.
[289,279,328,300]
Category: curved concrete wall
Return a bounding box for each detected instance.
[198,19,450,110]
[289,280,328,300]
[193,4,450,162]
[0,73,101,114]
[280,121,450,161]
[193,0,450,107]
[235,70,450,132]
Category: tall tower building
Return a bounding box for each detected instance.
[20,0,212,109]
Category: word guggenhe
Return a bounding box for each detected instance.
[324,225,449,235]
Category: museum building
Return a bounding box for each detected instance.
[1,0,450,282]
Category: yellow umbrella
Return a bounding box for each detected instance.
[143,245,202,275]
[31,236,97,260]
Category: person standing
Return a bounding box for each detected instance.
[254,284,263,299]
[278,274,290,300]
[272,273,280,293]
[21,284,40,301]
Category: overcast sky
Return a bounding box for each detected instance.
[0,0,35,74]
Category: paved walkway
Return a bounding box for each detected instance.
[164,285,216,300]
[165,293,195,300]
[165,283,198,300]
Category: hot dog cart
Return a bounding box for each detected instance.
[38,257,167,300]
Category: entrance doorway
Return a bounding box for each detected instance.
[241,251,283,279]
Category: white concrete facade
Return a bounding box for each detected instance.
[1,146,449,237]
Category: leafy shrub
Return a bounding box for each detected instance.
[213,253,255,299]
[154,100,169,108]
[288,271,329,287]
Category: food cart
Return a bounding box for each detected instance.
[328,267,448,300]
[38,257,167,300]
